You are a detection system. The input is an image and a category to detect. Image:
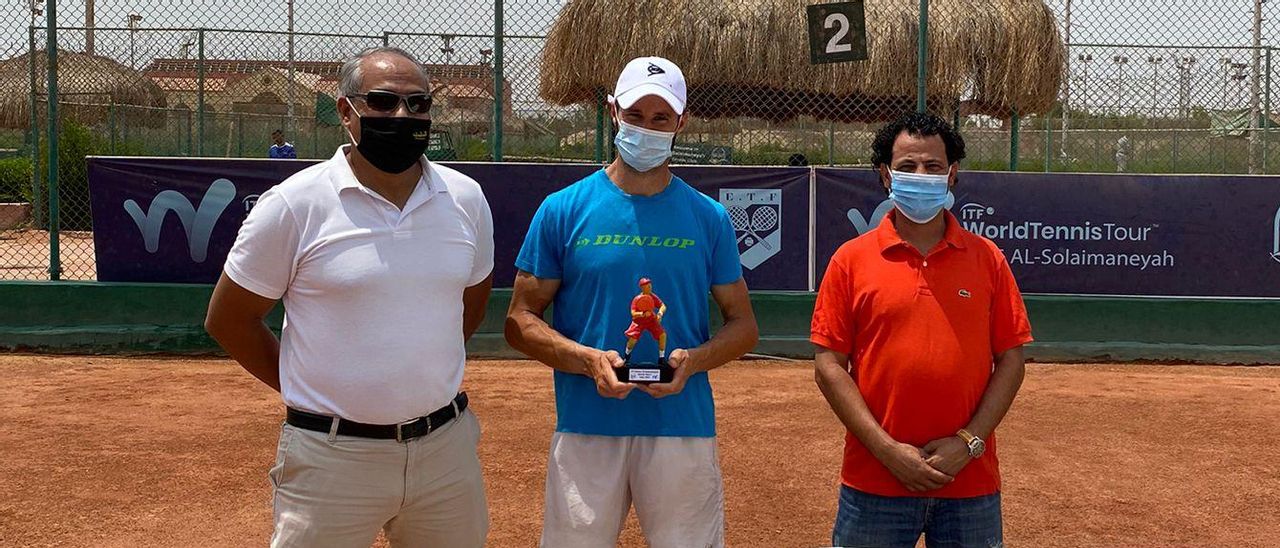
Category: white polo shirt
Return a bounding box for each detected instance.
[224,146,494,424]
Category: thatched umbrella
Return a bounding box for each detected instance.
[540,0,1065,122]
[0,50,168,129]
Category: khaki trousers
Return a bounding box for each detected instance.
[269,409,488,547]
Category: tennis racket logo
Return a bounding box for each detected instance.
[719,189,782,270]
[728,204,778,250]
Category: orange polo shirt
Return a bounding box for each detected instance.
[811,210,1033,498]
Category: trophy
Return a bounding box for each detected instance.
[619,277,674,384]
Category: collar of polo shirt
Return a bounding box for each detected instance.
[328,144,448,197]
[876,209,968,255]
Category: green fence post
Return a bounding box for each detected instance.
[109,103,116,154]
[916,0,929,113]
[1009,111,1021,171]
[1221,134,1227,173]
[186,110,193,156]
[1044,110,1052,172]
[1259,49,1269,174]
[237,112,244,157]
[828,122,835,166]
[492,0,505,161]
[594,89,604,163]
[28,25,43,231]
[44,0,60,280]
[611,111,618,159]
[197,29,205,157]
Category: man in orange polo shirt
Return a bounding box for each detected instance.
[812,112,1033,548]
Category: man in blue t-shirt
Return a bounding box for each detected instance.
[506,57,758,547]
[268,129,297,159]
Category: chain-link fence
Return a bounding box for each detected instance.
[1,1,1278,280]
[1039,0,1280,175]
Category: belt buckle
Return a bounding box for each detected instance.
[395,418,416,443]
[395,416,432,443]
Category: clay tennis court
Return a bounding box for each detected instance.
[1,355,1277,547]
[0,230,96,281]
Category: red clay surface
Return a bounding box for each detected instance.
[0,229,96,281]
[1,356,1277,547]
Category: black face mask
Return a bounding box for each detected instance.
[352,115,432,174]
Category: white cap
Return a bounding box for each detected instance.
[609,56,687,115]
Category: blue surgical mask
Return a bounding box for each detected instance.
[888,170,954,224]
[615,119,675,172]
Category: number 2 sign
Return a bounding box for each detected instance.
[807,1,868,64]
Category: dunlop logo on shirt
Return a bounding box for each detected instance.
[575,234,698,249]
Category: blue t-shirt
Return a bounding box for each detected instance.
[515,169,743,437]
[269,143,297,159]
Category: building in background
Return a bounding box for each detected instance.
[141,58,511,132]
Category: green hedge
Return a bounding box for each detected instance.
[25,121,145,231]
[0,157,31,203]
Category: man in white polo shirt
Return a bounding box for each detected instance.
[205,46,493,547]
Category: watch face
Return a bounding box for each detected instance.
[971,438,986,457]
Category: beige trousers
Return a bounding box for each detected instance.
[540,432,725,548]
[268,409,488,547]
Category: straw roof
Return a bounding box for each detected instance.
[0,50,168,129]
[540,0,1065,122]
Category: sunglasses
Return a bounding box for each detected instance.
[348,90,433,114]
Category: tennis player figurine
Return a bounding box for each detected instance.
[621,277,674,383]
[624,277,667,363]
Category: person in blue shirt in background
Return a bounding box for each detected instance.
[505,56,758,548]
[268,129,297,159]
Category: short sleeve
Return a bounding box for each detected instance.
[514,197,564,279]
[810,247,856,355]
[989,247,1034,354]
[467,187,495,285]
[223,188,300,300]
[710,207,744,286]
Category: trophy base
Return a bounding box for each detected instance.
[619,362,674,384]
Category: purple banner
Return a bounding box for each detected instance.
[87,158,810,289]
[671,166,811,290]
[89,158,311,284]
[815,168,1280,298]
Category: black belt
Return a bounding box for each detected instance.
[286,392,468,442]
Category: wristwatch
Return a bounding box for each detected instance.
[956,429,986,459]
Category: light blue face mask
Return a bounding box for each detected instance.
[888,170,955,224]
[614,119,676,172]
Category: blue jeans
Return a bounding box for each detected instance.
[831,485,1003,548]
